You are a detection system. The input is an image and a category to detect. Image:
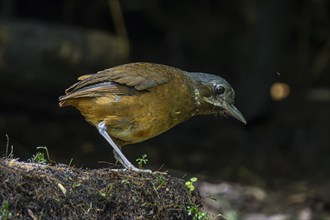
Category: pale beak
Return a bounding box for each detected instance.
[224,104,247,124]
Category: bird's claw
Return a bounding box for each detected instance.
[110,167,152,173]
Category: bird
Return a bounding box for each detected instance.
[59,62,246,171]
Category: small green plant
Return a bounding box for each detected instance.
[154,175,167,191]
[185,177,197,192]
[99,183,114,197]
[31,152,47,164]
[1,200,9,220]
[30,146,52,164]
[136,154,148,169]
[187,205,210,220]
[36,146,51,162]
[185,177,211,219]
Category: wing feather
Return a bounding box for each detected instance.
[59,62,179,103]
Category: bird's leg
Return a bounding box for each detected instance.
[97,121,151,172]
[113,149,126,167]
[97,121,137,169]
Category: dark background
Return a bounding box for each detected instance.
[0,0,329,190]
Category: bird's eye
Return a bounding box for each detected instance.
[215,85,225,95]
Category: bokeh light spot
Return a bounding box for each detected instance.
[270,82,290,101]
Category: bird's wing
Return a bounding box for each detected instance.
[87,62,175,90]
[59,63,177,101]
[97,62,176,90]
[59,81,137,101]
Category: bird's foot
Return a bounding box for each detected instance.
[152,170,168,175]
[110,167,152,173]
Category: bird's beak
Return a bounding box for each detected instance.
[224,104,246,124]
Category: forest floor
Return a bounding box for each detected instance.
[1,156,329,220]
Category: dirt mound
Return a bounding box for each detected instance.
[0,158,201,219]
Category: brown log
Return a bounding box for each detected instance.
[0,19,129,90]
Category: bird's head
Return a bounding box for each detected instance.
[188,72,246,124]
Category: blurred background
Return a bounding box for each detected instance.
[0,0,329,218]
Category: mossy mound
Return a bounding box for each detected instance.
[0,158,201,219]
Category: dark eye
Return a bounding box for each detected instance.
[215,85,225,95]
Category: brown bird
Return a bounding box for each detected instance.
[59,62,246,171]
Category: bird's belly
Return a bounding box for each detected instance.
[107,99,192,144]
[106,110,179,144]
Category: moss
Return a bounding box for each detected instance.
[0,158,201,219]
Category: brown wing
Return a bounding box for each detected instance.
[59,62,177,104]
